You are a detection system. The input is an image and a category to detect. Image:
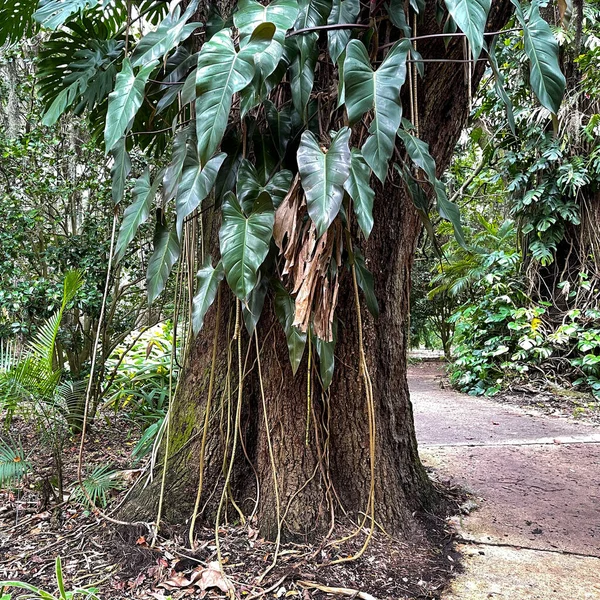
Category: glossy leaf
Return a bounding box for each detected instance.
[327,0,359,64]
[344,149,374,239]
[353,249,379,317]
[237,159,293,210]
[289,34,318,120]
[163,128,190,201]
[219,192,275,299]
[488,36,516,135]
[344,39,410,181]
[110,138,131,205]
[297,128,351,237]
[131,0,201,67]
[105,58,157,154]
[192,258,224,334]
[511,0,565,114]
[265,99,293,158]
[387,0,411,37]
[289,0,332,118]
[314,324,336,389]
[34,0,98,30]
[274,281,307,374]
[114,169,162,263]
[444,0,491,60]
[398,129,466,247]
[235,0,299,78]
[176,150,226,238]
[147,221,181,305]
[195,26,274,165]
[243,275,269,335]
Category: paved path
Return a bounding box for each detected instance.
[409,362,600,600]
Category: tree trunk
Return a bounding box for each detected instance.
[123,1,513,543]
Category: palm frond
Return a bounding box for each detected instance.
[0,437,30,486]
[70,465,123,507]
[27,270,83,372]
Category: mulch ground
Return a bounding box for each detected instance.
[1,414,462,600]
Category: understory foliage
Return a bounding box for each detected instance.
[415,1,600,402]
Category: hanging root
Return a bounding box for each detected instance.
[188,285,222,548]
[215,299,244,569]
[154,253,186,544]
[254,331,282,583]
[76,213,150,529]
[305,332,312,446]
[328,262,376,565]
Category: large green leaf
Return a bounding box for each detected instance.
[195,26,274,165]
[327,0,359,64]
[176,150,226,238]
[343,39,410,182]
[39,31,124,126]
[344,149,374,239]
[274,281,307,375]
[511,0,565,114]
[289,0,332,119]
[444,0,491,60]
[353,250,378,318]
[110,138,131,205]
[219,192,275,300]
[265,99,292,158]
[297,128,351,237]
[398,129,466,247]
[397,129,437,182]
[395,163,438,251]
[237,159,293,210]
[163,128,190,201]
[289,34,318,120]
[34,0,99,30]
[488,36,516,135]
[114,169,162,263]
[243,275,269,335]
[0,0,38,46]
[294,0,331,30]
[387,0,411,37]
[105,58,157,153]
[131,0,201,67]
[147,220,181,305]
[313,323,336,389]
[192,258,224,334]
[235,0,299,78]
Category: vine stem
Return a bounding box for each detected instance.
[76,213,149,527]
[215,299,244,572]
[254,331,282,583]
[188,285,222,548]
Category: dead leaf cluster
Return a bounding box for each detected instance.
[274,176,342,342]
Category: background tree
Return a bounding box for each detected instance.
[417,2,600,400]
[1,0,565,552]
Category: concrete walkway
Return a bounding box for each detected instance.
[409,362,600,600]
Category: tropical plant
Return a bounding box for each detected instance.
[70,465,124,508]
[0,437,31,487]
[102,323,175,459]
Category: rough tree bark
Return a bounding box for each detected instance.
[124,1,513,543]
